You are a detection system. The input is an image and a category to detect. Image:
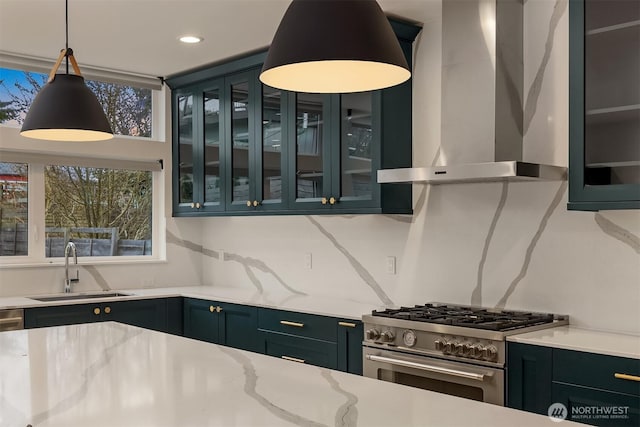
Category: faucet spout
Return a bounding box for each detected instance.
[64,241,79,293]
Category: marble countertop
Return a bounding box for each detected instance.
[507,326,640,359]
[0,322,580,427]
[0,286,387,320]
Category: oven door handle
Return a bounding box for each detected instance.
[365,354,491,381]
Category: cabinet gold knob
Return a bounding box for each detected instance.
[104,307,111,314]
[216,306,223,313]
[93,308,100,315]
[195,202,201,209]
[191,203,195,208]
[209,305,215,313]
[329,197,337,205]
[246,201,252,207]
[321,197,328,205]
[253,200,260,207]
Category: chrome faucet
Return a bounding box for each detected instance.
[64,241,79,293]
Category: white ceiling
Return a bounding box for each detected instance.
[0,0,438,78]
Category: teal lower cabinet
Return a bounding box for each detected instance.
[552,348,640,426]
[257,307,363,374]
[262,331,337,369]
[183,298,260,353]
[507,342,553,415]
[507,343,640,426]
[24,298,175,333]
[337,320,364,375]
[25,304,97,328]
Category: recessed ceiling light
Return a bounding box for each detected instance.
[179,35,203,44]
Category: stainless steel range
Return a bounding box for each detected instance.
[362,303,568,406]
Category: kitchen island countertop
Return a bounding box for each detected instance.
[0,322,580,427]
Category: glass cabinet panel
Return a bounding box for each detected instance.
[262,86,283,202]
[583,0,640,186]
[296,93,325,199]
[231,81,251,203]
[177,94,194,204]
[204,90,221,204]
[340,92,373,200]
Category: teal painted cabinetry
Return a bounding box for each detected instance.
[568,0,640,210]
[183,298,260,353]
[507,342,553,415]
[24,298,176,333]
[257,307,363,374]
[507,343,640,426]
[167,18,420,217]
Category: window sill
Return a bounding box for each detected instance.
[0,257,168,269]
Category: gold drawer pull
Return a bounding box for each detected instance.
[280,320,304,328]
[281,356,305,364]
[216,306,223,313]
[93,308,100,315]
[209,305,215,313]
[338,321,356,328]
[104,306,111,314]
[615,373,640,382]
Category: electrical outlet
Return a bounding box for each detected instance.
[386,256,396,275]
[304,252,313,269]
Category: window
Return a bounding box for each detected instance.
[0,162,28,256]
[0,67,152,137]
[0,157,161,263]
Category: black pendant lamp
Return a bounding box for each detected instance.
[20,0,113,141]
[260,0,410,94]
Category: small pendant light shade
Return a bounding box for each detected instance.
[20,0,113,142]
[260,0,410,93]
[21,74,113,141]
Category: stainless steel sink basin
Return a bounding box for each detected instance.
[30,292,131,302]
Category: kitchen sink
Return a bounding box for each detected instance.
[30,292,131,302]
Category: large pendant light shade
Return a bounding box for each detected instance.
[260,0,410,93]
[20,0,113,141]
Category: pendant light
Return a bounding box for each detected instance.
[20,0,113,141]
[260,0,410,94]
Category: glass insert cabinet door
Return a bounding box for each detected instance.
[337,92,375,203]
[203,88,222,208]
[176,94,194,207]
[261,85,284,205]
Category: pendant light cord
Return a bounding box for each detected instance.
[65,0,69,74]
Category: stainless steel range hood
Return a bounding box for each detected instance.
[378,0,566,185]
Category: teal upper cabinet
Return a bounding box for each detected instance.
[568,0,640,211]
[167,18,420,216]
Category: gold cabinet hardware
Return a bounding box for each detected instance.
[615,373,640,382]
[209,305,215,313]
[329,197,336,205]
[281,355,305,364]
[104,306,111,314]
[280,320,304,328]
[246,201,252,207]
[216,306,223,313]
[196,202,201,209]
[93,308,100,315]
[253,200,260,207]
[191,203,195,208]
[338,322,357,328]
[321,197,328,205]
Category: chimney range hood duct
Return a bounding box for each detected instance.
[378,0,566,185]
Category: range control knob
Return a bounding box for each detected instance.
[402,330,417,347]
[365,329,380,341]
[380,330,395,343]
[444,340,459,354]
[470,344,485,358]
[434,339,446,351]
[483,345,498,361]
[462,342,473,356]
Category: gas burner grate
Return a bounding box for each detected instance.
[371,303,556,331]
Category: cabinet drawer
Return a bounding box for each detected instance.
[258,308,337,342]
[554,349,640,397]
[552,382,640,426]
[262,331,337,370]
